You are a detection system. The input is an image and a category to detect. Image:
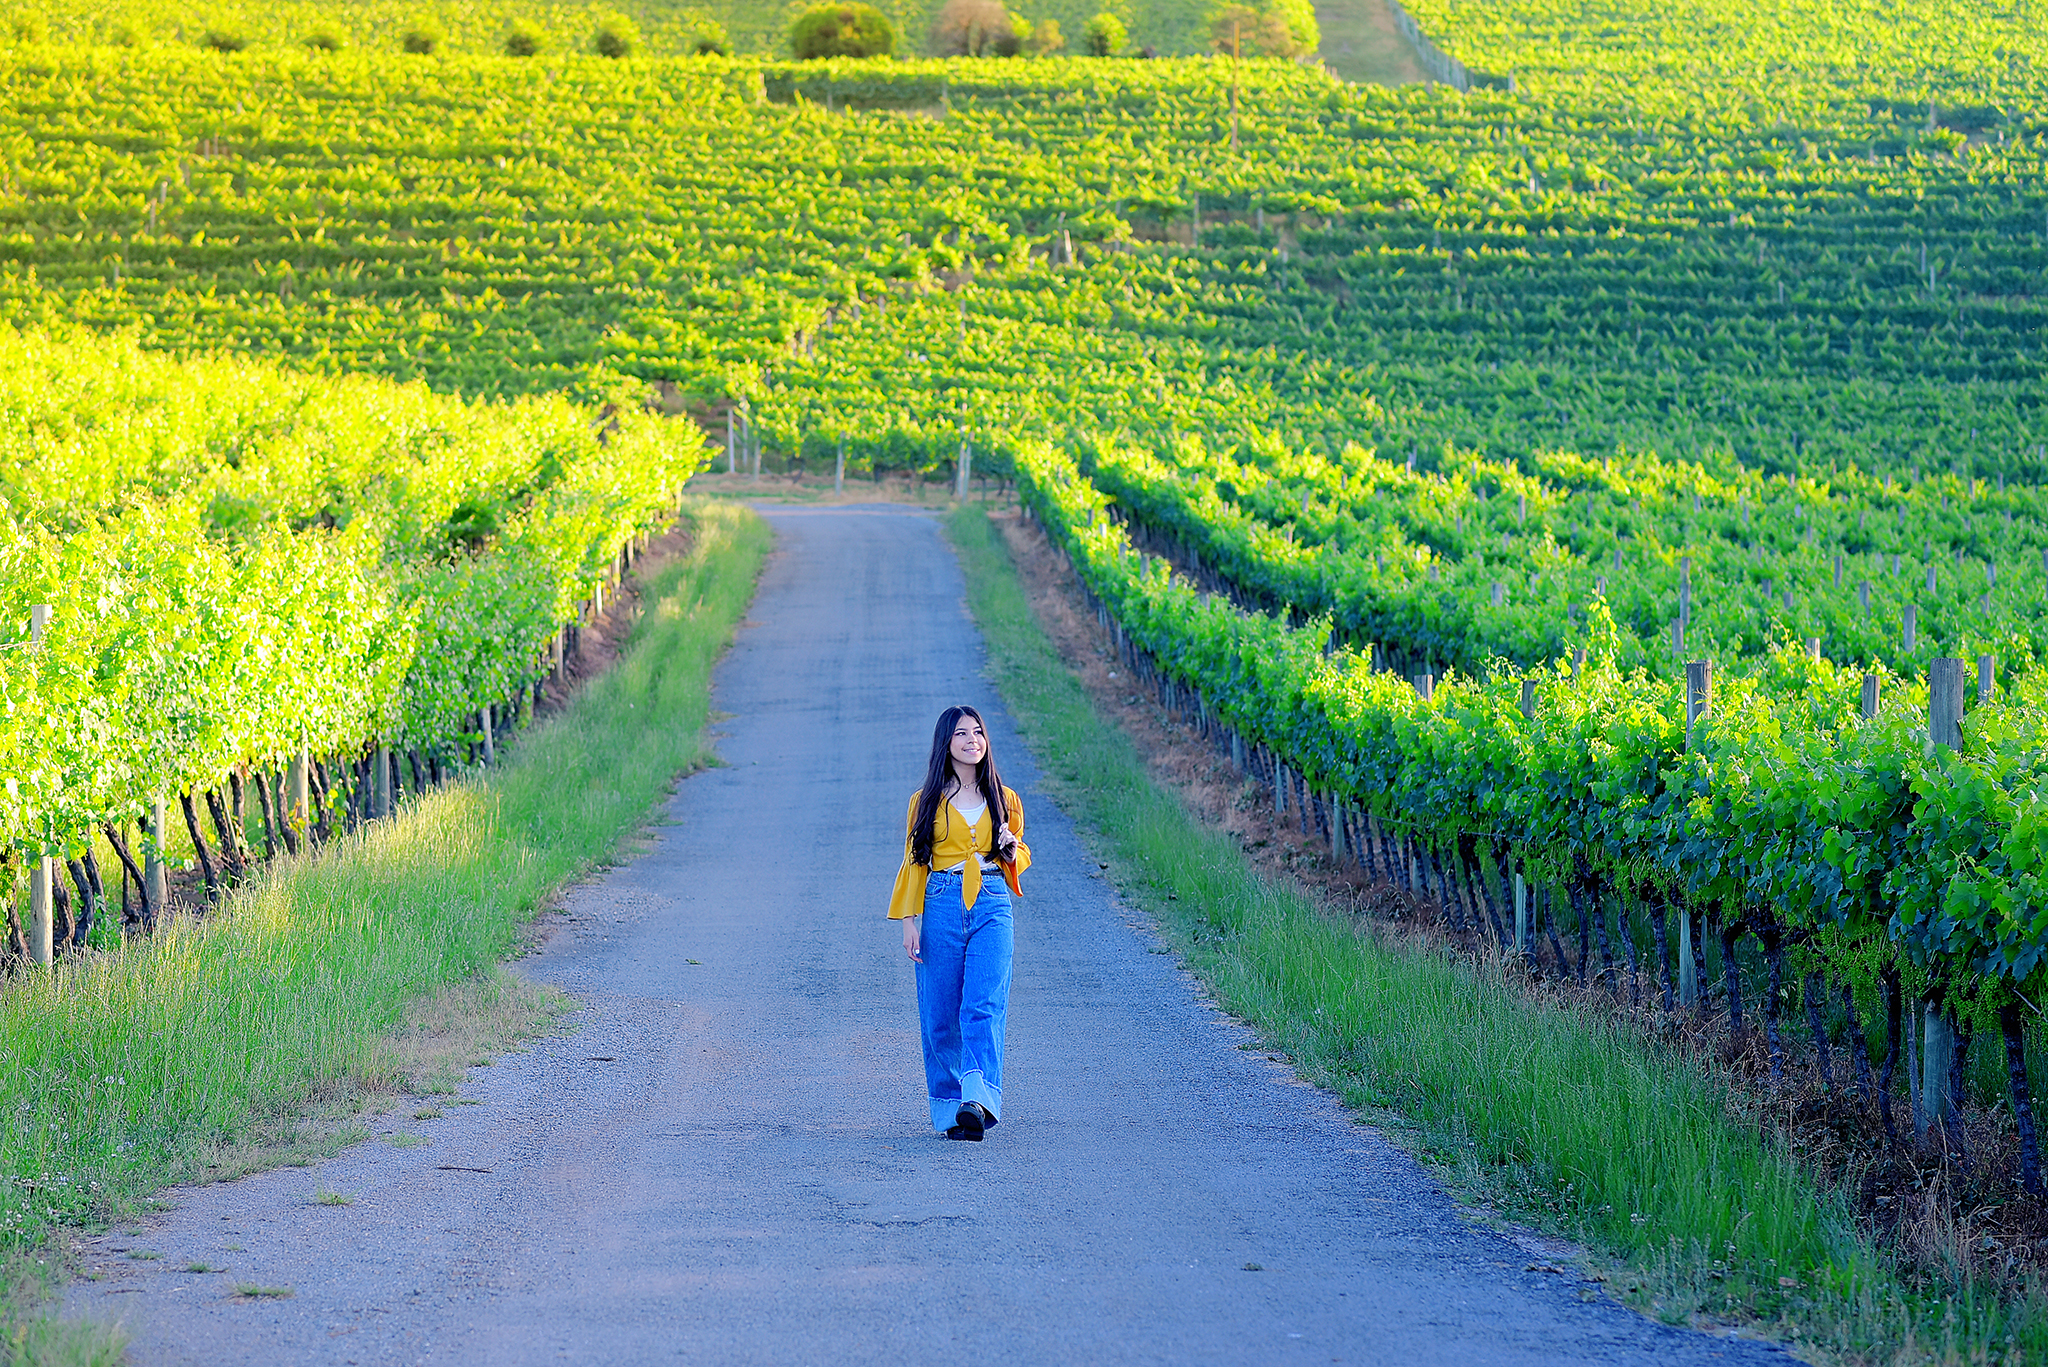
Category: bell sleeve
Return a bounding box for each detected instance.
[887,792,928,920]
[1001,788,1032,877]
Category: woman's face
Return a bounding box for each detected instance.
[949,716,987,769]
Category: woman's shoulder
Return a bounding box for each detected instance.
[1001,784,1024,807]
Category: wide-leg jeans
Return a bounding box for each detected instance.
[915,868,1013,1132]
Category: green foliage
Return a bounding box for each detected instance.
[1010,431,2048,1067]
[302,23,343,48]
[0,328,709,866]
[791,3,894,58]
[399,16,441,50]
[945,502,1982,1362]
[1081,10,1122,53]
[503,16,543,54]
[0,499,766,1257]
[200,24,246,50]
[1026,16,1062,51]
[591,8,637,57]
[687,17,728,54]
[7,11,44,43]
[1206,3,1294,57]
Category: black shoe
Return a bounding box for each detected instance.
[951,1102,986,1141]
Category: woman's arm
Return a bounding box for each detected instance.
[997,789,1032,873]
[889,793,928,952]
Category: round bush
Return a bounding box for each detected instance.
[202,26,247,52]
[1082,11,1125,55]
[592,11,639,58]
[504,18,545,56]
[303,26,345,51]
[688,19,729,55]
[790,4,895,59]
[401,20,443,54]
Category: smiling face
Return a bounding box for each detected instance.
[949,715,988,775]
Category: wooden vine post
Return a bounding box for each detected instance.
[373,744,394,820]
[144,798,168,919]
[1920,657,1966,1136]
[1680,659,1712,1007]
[285,749,310,844]
[26,605,52,966]
[1515,677,1537,955]
[834,437,846,496]
[956,440,972,502]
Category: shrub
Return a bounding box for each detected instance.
[303,26,345,50]
[504,18,545,55]
[790,3,895,59]
[110,22,146,46]
[401,19,444,53]
[592,10,639,57]
[1206,3,1297,57]
[929,0,1022,56]
[8,13,46,44]
[687,19,729,55]
[202,26,247,51]
[1026,18,1063,53]
[1081,11,1124,55]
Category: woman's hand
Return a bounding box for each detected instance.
[994,822,1018,860]
[903,915,923,964]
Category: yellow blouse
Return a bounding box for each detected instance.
[887,786,1032,919]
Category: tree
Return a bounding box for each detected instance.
[1027,18,1064,53]
[1207,3,1296,58]
[930,0,1024,56]
[1082,12,1125,56]
[400,20,443,54]
[1207,0,1315,58]
[592,10,640,57]
[505,19,546,56]
[688,20,730,55]
[791,4,896,58]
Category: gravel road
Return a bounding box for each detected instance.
[63,504,1801,1365]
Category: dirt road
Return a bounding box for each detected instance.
[64,505,1796,1365]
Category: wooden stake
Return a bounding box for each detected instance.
[143,799,168,919]
[27,855,51,966]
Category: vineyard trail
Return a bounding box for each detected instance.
[61,506,1796,1365]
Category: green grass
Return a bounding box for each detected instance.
[943,504,2045,1366]
[0,498,767,1361]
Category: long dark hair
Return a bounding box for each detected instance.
[911,705,1007,868]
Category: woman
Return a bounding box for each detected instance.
[888,705,1031,1141]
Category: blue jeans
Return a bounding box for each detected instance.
[915,869,1014,1132]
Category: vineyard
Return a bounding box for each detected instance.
[1,327,705,965]
[10,0,2048,1340]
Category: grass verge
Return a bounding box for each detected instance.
[944,503,2041,1366]
[0,498,769,1366]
